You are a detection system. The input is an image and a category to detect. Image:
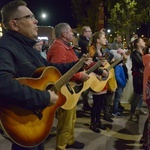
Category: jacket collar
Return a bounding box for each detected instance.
[55,39,73,49]
[6,30,36,48]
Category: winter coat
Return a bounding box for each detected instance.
[47,39,83,82]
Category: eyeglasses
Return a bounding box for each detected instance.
[35,43,42,46]
[85,31,92,32]
[13,14,35,21]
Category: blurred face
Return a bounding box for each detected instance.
[83,27,92,39]
[134,34,138,39]
[116,36,122,43]
[9,6,38,40]
[98,34,107,46]
[63,25,74,42]
[138,38,146,49]
[33,41,43,51]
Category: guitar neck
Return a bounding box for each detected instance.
[107,56,123,71]
[54,56,86,91]
[86,61,101,74]
[107,50,131,71]
[86,52,111,75]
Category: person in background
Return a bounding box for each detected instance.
[130,38,147,122]
[0,1,92,150]
[111,35,126,112]
[42,40,49,54]
[78,26,93,111]
[78,26,92,58]
[110,50,128,117]
[47,23,95,150]
[33,40,47,59]
[111,35,124,50]
[102,53,117,122]
[128,34,139,56]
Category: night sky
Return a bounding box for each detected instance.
[0,0,149,37]
[0,0,77,28]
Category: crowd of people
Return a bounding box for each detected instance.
[0,0,150,150]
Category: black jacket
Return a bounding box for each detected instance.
[78,35,89,57]
[0,30,76,110]
[131,50,144,75]
[131,50,144,93]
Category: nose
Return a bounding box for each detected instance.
[34,18,38,24]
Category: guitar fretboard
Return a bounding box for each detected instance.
[54,56,87,91]
[86,61,102,74]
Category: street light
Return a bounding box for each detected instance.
[107,29,111,33]
[41,13,47,26]
[41,13,47,19]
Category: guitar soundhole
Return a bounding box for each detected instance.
[101,70,109,81]
[101,76,108,81]
[73,83,83,93]
[46,84,57,93]
[46,84,54,91]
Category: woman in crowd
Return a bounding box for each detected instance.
[130,38,147,122]
[88,31,117,133]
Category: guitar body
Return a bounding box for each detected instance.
[61,79,90,110]
[89,63,113,92]
[0,67,66,147]
[61,63,113,110]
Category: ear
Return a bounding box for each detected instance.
[8,20,19,31]
[62,32,66,38]
[97,39,100,43]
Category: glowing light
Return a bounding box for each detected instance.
[38,36,48,40]
[41,13,47,19]
[107,29,111,33]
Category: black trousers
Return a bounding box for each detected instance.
[91,94,105,123]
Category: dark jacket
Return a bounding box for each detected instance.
[78,35,89,58]
[131,50,144,75]
[0,30,76,110]
[131,50,144,93]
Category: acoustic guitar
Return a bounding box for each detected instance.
[0,55,87,147]
[61,50,131,110]
[61,59,105,110]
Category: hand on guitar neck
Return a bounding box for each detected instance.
[79,71,90,82]
[82,54,93,69]
[99,58,107,67]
